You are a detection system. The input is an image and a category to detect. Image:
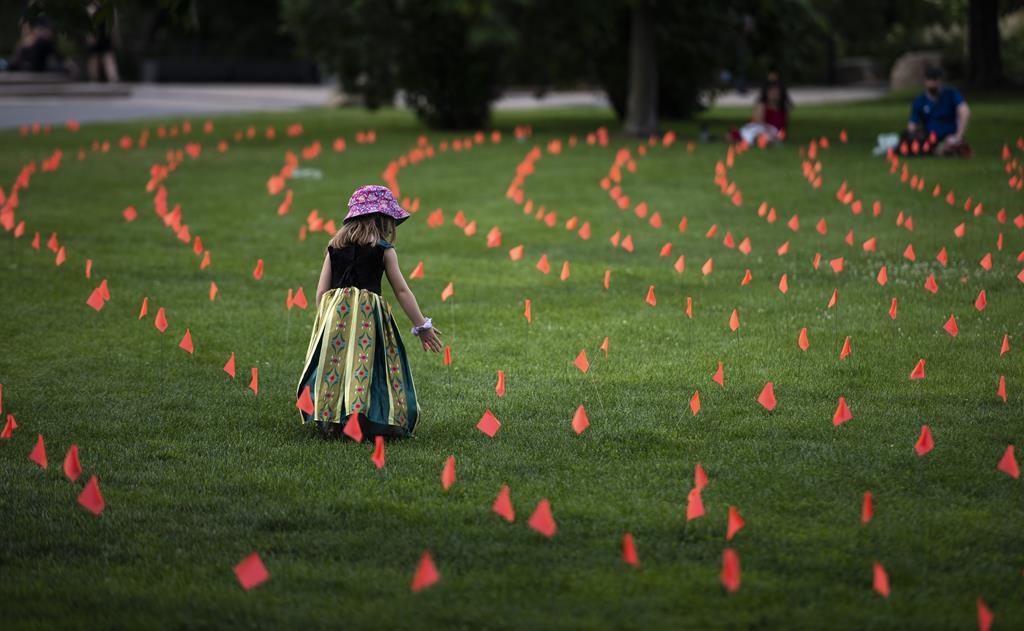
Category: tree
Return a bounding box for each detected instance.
[623,0,657,136]
[967,0,1003,87]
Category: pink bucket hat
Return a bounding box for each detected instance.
[343,185,410,225]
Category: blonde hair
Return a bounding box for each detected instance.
[329,214,397,249]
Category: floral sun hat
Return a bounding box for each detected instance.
[343,185,410,225]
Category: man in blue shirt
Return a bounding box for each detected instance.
[907,66,971,156]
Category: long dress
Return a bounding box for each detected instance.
[295,239,420,438]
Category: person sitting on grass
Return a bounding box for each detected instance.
[728,72,792,146]
[901,66,971,157]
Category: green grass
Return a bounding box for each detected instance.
[1,96,1022,630]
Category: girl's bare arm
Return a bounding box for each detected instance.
[383,248,442,352]
[315,252,331,306]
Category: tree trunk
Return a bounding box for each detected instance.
[624,1,657,137]
[968,0,1002,88]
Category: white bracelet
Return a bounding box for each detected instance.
[412,317,432,336]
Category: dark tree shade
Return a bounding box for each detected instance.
[968,0,1003,87]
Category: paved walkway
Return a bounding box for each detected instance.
[0,83,888,130]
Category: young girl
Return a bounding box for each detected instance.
[296,185,441,439]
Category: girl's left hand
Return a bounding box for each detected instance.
[419,327,442,353]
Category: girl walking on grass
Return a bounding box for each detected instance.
[296,185,441,439]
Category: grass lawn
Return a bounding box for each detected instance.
[1,93,1022,629]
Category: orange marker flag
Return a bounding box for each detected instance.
[622,533,640,567]
[689,390,701,416]
[409,261,425,279]
[914,425,934,456]
[980,253,993,271]
[234,552,270,591]
[523,299,532,323]
[477,409,501,437]
[686,486,705,520]
[833,396,853,426]
[953,222,966,238]
[208,281,218,302]
[296,385,314,415]
[443,345,452,366]
[252,258,264,280]
[673,255,685,273]
[55,246,66,266]
[861,491,873,524]
[600,337,609,356]
[536,254,550,274]
[889,297,898,320]
[729,309,740,331]
[441,282,454,302]
[491,483,516,522]
[903,243,916,261]
[910,359,926,380]
[997,375,1007,402]
[740,269,752,286]
[936,247,948,267]
[829,257,844,273]
[757,382,777,411]
[441,455,456,490]
[63,444,82,482]
[1000,334,1010,355]
[712,362,724,387]
[695,463,708,490]
[411,551,441,592]
[574,350,589,373]
[840,336,851,359]
[975,289,987,311]
[778,273,788,294]
[572,405,590,434]
[646,285,656,306]
[293,287,308,310]
[873,562,890,598]
[78,475,105,516]
[977,598,994,631]
[997,445,1019,478]
[371,435,386,468]
[287,288,295,311]
[702,257,714,275]
[721,549,741,593]
[179,328,194,354]
[924,274,938,294]
[603,269,611,290]
[223,352,236,378]
[726,506,745,541]
[798,327,810,351]
[621,234,634,252]
[342,412,364,442]
[248,367,259,395]
[86,287,105,311]
[559,260,570,281]
[29,433,47,468]
[827,289,838,309]
[943,314,959,336]
[509,245,524,261]
[528,499,557,537]
[1,414,17,439]
[154,307,168,332]
[685,296,693,319]
[495,370,506,397]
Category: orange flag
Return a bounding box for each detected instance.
[441,282,454,302]
[495,370,506,397]
[1000,334,1010,355]
[571,405,590,434]
[674,255,685,273]
[997,445,1019,479]
[924,274,938,294]
[943,314,959,337]
[248,367,259,395]
[55,246,66,266]
[476,409,501,437]
[296,385,314,415]
[977,598,994,631]
[78,475,105,516]
[726,506,745,541]
[827,289,838,308]
[622,533,639,567]
[975,289,987,311]
[712,362,724,387]
[137,297,149,319]
[223,352,236,378]
[798,327,810,351]
[293,287,308,310]
[861,491,873,524]
[840,336,851,359]
[645,285,656,306]
[778,273,788,294]
[686,486,705,520]
[910,359,926,380]
[604,269,611,290]
[574,350,589,373]
[873,562,890,598]
[209,281,219,302]
[523,299,532,323]
[833,396,853,426]
[371,435,385,468]
[936,247,948,266]
[1,414,16,439]
[441,455,456,490]
[997,375,1007,402]
[721,549,741,593]
[690,390,701,416]
[509,244,524,261]
[914,425,934,456]
[536,254,550,274]
[528,499,557,537]
[492,485,516,522]
[252,258,264,280]
[179,328,194,354]
[559,260,570,281]
[600,337,609,356]
[343,412,364,442]
[29,433,47,468]
[63,444,82,482]
[86,287,105,311]
[411,551,440,592]
[409,261,425,279]
[234,552,271,591]
[757,382,777,411]
[889,297,898,320]
[685,296,693,319]
[701,257,713,275]
[729,309,740,331]
[443,345,452,366]
[154,307,169,332]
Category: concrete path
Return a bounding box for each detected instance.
[0,83,888,130]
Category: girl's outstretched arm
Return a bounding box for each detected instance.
[383,248,442,352]
[315,253,331,306]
